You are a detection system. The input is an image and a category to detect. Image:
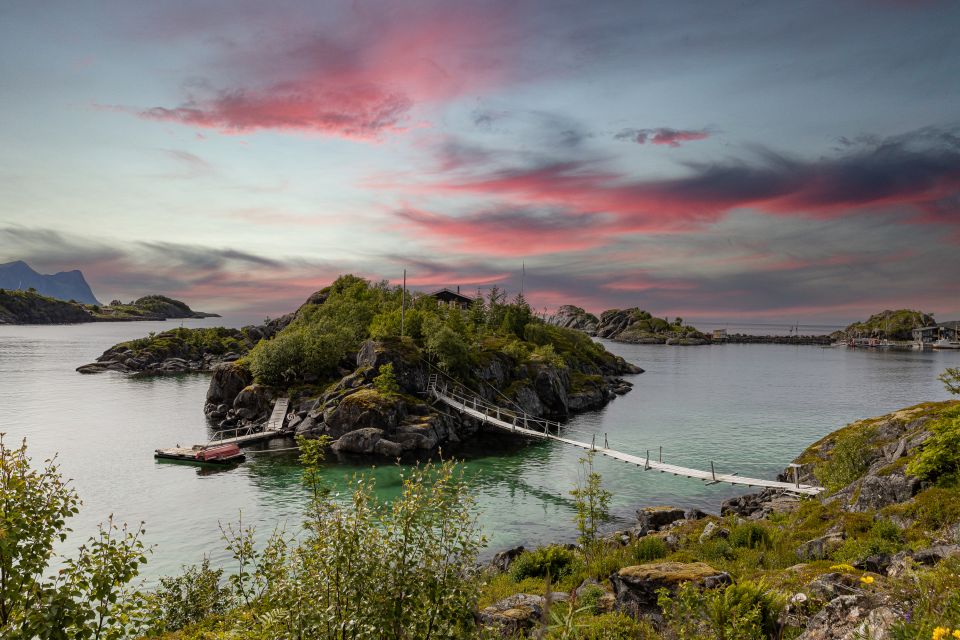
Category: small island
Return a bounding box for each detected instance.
[80,275,642,456]
[0,289,219,325]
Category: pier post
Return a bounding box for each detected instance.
[789,463,801,489]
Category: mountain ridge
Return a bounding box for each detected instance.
[0,260,100,304]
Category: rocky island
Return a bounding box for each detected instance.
[81,275,642,457]
[549,305,710,344]
[831,309,936,341]
[0,289,219,325]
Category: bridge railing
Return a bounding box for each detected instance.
[427,374,565,437]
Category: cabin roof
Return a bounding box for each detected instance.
[429,288,475,304]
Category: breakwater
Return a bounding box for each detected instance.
[716,333,833,345]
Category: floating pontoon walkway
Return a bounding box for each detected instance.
[427,376,823,496]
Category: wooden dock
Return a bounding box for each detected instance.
[156,397,293,460]
[427,376,823,496]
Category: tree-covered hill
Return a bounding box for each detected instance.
[833,309,935,341]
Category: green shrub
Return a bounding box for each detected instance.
[907,409,960,484]
[815,426,877,492]
[884,487,960,533]
[699,539,737,562]
[0,437,147,638]
[144,557,231,633]
[510,546,577,581]
[659,581,785,640]
[564,612,655,639]
[631,536,669,563]
[940,367,960,395]
[834,517,905,563]
[575,583,607,614]
[373,362,400,394]
[729,522,771,549]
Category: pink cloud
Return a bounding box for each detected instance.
[616,127,711,147]
[394,206,611,256]
[130,4,518,139]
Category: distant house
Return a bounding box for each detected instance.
[912,320,960,345]
[430,287,475,310]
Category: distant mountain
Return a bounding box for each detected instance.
[0,260,100,305]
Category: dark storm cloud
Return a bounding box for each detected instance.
[427,127,960,232]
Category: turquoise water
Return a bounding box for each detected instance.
[0,320,956,580]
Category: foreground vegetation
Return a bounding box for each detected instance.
[5,365,960,638]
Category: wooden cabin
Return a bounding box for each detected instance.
[430,287,475,310]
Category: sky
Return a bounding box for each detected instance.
[1,0,958,323]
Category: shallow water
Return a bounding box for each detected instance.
[0,320,955,580]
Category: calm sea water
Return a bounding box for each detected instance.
[0,319,955,580]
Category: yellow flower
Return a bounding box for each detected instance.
[932,627,950,640]
[859,575,875,585]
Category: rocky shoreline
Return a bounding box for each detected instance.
[475,400,960,638]
[205,336,641,458]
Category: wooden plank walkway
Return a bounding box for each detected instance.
[427,376,823,496]
[266,397,290,431]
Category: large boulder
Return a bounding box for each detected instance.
[205,362,252,416]
[532,365,569,417]
[355,339,425,394]
[636,506,686,533]
[911,543,960,566]
[331,427,384,454]
[829,472,922,512]
[547,305,599,335]
[722,489,799,520]
[489,546,525,572]
[796,533,846,561]
[797,595,900,640]
[232,384,272,420]
[322,389,407,439]
[610,562,731,619]
[477,594,545,637]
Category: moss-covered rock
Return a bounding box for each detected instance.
[610,561,731,618]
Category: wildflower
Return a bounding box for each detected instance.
[932,627,950,640]
[859,575,874,585]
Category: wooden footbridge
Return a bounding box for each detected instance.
[426,375,823,496]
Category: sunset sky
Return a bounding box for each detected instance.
[1,0,958,323]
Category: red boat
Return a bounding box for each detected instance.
[195,443,243,461]
[155,443,246,466]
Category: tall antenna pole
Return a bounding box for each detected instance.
[400,269,407,337]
